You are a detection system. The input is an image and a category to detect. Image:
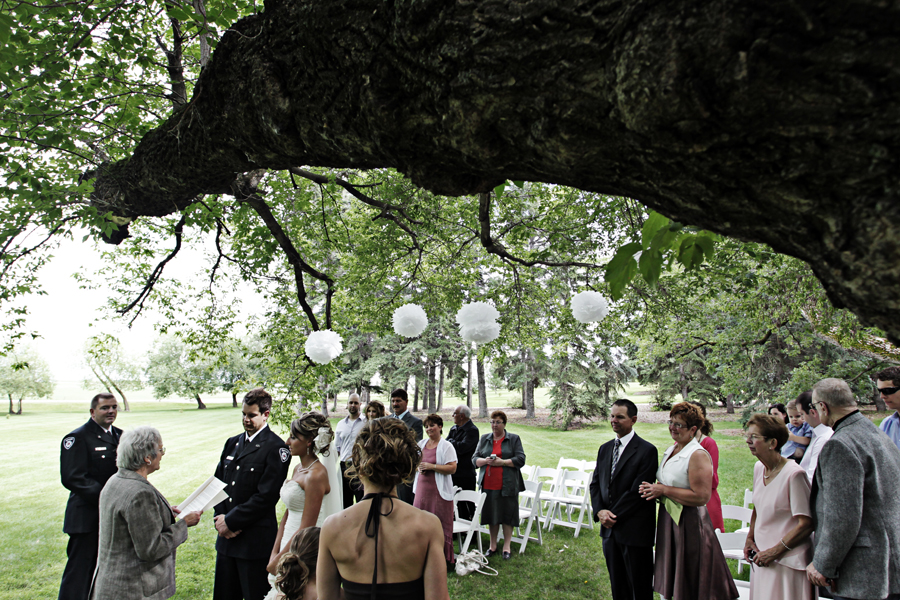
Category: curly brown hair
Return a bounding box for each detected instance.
[669,402,705,431]
[274,526,320,600]
[290,412,333,457]
[746,414,790,452]
[347,418,421,488]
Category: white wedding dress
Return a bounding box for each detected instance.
[263,444,343,600]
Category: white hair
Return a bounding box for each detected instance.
[117,426,162,471]
[456,405,471,419]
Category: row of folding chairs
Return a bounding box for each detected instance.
[521,460,595,538]
[450,481,545,557]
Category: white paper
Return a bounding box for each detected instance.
[175,475,228,517]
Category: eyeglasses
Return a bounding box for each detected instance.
[490,420,505,425]
[743,434,767,442]
[666,420,687,429]
[159,446,166,456]
[878,386,900,396]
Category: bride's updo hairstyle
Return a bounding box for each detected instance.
[348,418,420,487]
[274,526,320,600]
[290,411,334,457]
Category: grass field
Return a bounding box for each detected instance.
[1,400,757,600]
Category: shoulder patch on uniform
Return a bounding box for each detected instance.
[279,448,290,463]
[63,437,75,450]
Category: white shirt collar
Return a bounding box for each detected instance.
[246,422,268,443]
[394,409,409,420]
[615,429,636,451]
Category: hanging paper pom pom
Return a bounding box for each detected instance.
[392,303,429,338]
[456,301,500,327]
[456,301,501,344]
[459,321,501,344]
[570,291,609,324]
[305,330,344,365]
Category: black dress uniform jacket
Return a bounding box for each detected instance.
[60,419,122,534]
[213,426,291,559]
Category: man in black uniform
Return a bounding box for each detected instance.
[58,393,121,600]
[447,404,480,520]
[213,388,291,600]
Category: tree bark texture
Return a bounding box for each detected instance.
[89,0,900,343]
[477,357,488,418]
[194,394,207,409]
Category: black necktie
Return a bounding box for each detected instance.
[611,438,621,479]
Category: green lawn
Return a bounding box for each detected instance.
[1,402,756,600]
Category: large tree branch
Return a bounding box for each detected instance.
[86,0,900,342]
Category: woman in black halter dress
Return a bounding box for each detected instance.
[317,418,449,600]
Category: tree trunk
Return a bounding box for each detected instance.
[232,392,238,408]
[725,393,735,415]
[466,349,473,409]
[413,376,419,413]
[523,349,536,418]
[97,364,131,412]
[7,393,13,415]
[88,0,900,346]
[427,360,436,413]
[15,398,22,415]
[319,375,329,417]
[361,386,370,404]
[195,394,207,409]
[873,387,886,411]
[332,392,338,413]
[477,357,488,418]
[437,356,445,412]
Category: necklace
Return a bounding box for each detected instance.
[764,456,787,479]
[297,458,319,473]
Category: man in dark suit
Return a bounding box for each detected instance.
[213,388,291,600]
[58,393,122,600]
[447,404,479,520]
[389,388,422,503]
[589,399,658,600]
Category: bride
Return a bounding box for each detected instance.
[264,412,343,600]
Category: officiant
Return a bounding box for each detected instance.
[91,426,203,600]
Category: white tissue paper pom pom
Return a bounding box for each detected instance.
[455,301,501,327]
[570,291,609,324]
[392,303,429,338]
[459,321,501,344]
[304,330,344,365]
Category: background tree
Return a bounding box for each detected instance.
[145,336,218,409]
[0,346,54,414]
[215,336,269,407]
[82,334,143,411]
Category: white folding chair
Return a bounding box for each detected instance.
[734,579,751,600]
[715,528,749,575]
[556,458,591,496]
[743,488,753,509]
[452,490,486,556]
[532,467,563,523]
[721,504,752,534]
[521,464,538,481]
[510,480,543,554]
[543,470,594,537]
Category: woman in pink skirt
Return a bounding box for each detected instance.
[413,413,458,564]
[743,414,816,600]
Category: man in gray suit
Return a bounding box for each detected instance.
[389,388,421,503]
[806,378,900,600]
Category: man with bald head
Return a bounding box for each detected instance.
[447,404,480,520]
[806,378,900,600]
[335,393,366,508]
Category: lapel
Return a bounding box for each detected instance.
[232,434,247,460]
[238,429,267,460]
[88,419,119,446]
[609,435,639,484]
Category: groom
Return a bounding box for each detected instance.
[213,388,291,600]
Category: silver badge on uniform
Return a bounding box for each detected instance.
[63,437,75,450]
[279,448,290,463]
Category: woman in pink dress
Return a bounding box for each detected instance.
[413,413,458,563]
[743,414,816,600]
[689,401,724,532]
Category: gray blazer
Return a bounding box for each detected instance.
[472,431,526,497]
[91,469,189,600]
[812,411,900,599]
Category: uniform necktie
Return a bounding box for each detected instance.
[611,438,621,478]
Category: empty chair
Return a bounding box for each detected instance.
[543,470,594,537]
[721,504,753,535]
[452,490,486,556]
[510,479,543,554]
[715,528,750,575]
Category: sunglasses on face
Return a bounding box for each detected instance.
[878,386,900,396]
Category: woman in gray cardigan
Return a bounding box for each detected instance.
[91,426,202,600]
[472,411,526,560]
